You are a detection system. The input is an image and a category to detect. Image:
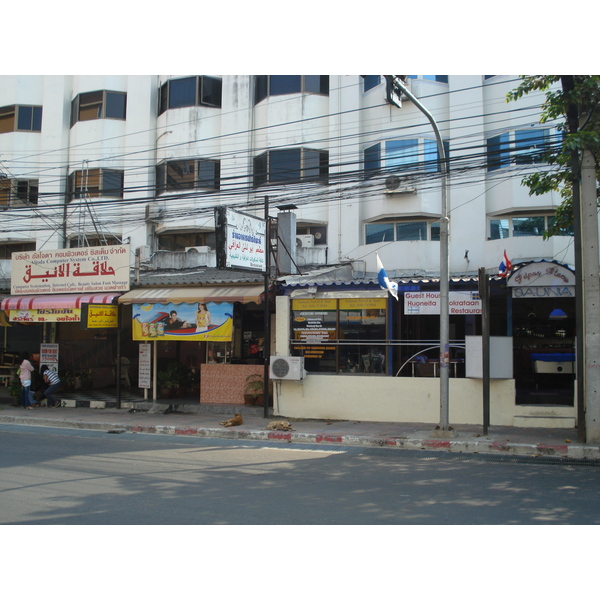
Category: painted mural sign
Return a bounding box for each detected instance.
[10,245,131,295]
[132,302,233,342]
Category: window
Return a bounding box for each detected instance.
[253,148,328,186]
[486,134,510,171]
[489,215,573,239]
[71,91,126,126]
[363,139,449,176]
[68,237,122,248]
[487,129,556,171]
[0,105,42,133]
[408,75,448,83]
[157,231,216,251]
[291,298,387,374]
[0,179,38,206]
[365,220,439,244]
[67,169,124,202]
[156,159,220,194]
[362,75,381,92]
[254,76,329,104]
[0,242,36,259]
[158,76,222,114]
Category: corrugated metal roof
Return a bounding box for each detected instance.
[136,267,266,287]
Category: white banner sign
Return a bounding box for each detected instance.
[39,343,59,373]
[11,245,131,295]
[224,209,266,271]
[138,344,152,389]
[405,291,482,315]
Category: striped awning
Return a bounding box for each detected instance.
[0,293,121,311]
[117,285,265,305]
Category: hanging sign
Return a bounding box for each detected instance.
[215,207,266,272]
[81,304,119,328]
[9,308,81,322]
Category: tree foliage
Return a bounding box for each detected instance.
[507,75,600,238]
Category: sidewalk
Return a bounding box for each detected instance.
[1,397,599,460]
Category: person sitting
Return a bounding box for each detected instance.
[40,365,62,408]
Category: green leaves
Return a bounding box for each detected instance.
[507,76,600,238]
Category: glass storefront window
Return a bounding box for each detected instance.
[291,297,387,374]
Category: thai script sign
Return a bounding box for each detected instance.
[215,207,266,272]
[9,308,81,322]
[11,245,131,295]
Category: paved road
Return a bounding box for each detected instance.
[1,424,599,525]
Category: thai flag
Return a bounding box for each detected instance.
[377,253,399,300]
[498,250,512,278]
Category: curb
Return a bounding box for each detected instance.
[2,414,599,460]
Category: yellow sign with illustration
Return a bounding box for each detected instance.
[132,302,233,342]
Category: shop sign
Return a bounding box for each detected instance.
[507,261,575,288]
[138,344,151,389]
[39,343,59,374]
[82,304,119,328]
[132,301,233,342]
[404,291,482,315]
[512,286,575,298]
[9,308,81,322]
[10,244,131,295]
[215,207,266,272]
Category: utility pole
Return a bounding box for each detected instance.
[385,76,452,433]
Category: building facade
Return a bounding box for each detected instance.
[0,75,587,430]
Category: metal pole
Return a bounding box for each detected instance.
[388,76,451,430]
[479,267,490,434]
[263,196,271,418]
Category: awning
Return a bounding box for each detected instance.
[1,293,121,311]
[117,285,265,305]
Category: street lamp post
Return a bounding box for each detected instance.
[386,76,451,431]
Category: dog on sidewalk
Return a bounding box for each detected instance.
[263,420,294,431]
[220,413,243,427]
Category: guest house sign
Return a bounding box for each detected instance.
[11,245,131,295]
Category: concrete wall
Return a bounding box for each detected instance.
[272,374,575,428]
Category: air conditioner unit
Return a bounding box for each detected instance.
[270,356,306,381]
[135,245,151,262]
[384,176,416,194]
[185,246,211,253]
[296,235,314,248]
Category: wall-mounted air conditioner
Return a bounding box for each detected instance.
[296,235,314,248]
[135,245,151,262]
[185,246,211,253]
[384,176,416,195]
[270,356,306,381]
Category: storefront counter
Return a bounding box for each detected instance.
[200,363,263,404]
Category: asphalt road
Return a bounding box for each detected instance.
[1,424,599,525]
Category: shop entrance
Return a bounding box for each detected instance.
[512,296,575,405]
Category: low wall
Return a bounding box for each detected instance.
[200,364,263,404]
[273,375,573,427]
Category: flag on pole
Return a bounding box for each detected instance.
[377,253,399,300]
[498,250,512,278]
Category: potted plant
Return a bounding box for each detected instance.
[243,373,263,405]
[243,373,273,406]
[157,363,179,398]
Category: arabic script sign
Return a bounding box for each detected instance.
[215,207,266,272]
[10,245,131,295]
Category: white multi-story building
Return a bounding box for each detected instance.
[0,75,586,431]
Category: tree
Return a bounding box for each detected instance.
[507,75,600,238]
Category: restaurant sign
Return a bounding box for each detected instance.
[11,245,131,295]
